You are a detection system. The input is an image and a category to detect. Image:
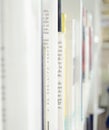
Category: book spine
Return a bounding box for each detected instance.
[26,0,42,130]
[57,0,65,129]
[42,0,58,130]
[58,32,65,130]
[71,18,82,130]
[72,19,77,130]
[0,0,3,129]
[85,26,90,80]
[0,0,42,130]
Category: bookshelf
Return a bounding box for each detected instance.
[0,0,102,130]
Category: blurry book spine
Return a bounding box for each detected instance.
[86,117,89,130]
[82,25,86,81]
[57,2,66,128]
[85,26,90,80]
[87,13,93,77]
[82,9,93,81]
[90,114,94,130]
[82,7,87,81]
[89,26,93,72]
[72,19,77,130]
[89,27,92,71]
[72,19,82,130]
[88,114,94,130]
[0,0,42,130]
[42,0,58,130]
[0,0,3,128]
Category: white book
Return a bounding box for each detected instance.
[0,0,2,129]
[72,19,82,130]
[0,0,42,130]
[42,0,58,130]
[85,27,90,81]
[72,19,77,130]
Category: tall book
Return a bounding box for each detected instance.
[42,0,58,130]
[0,0,2,129]
[72,19,77,130]
[72,19,82,130]
[0,0,42,130]
[57,1,66,130]
[57,0,66,128]
[86,114,94,130]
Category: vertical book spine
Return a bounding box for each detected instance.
[42,0,58,130]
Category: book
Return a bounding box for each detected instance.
[87,13,93,75]
[0,0,42,130]
[57,0,66,128]
[85,26,90,80]
[72,19,82,130]
[88,14,93,72]
[42,0,58,129]
[86,114,94,130]
[72,19,77,130]
[82,9,93,81]
[82,7,87,81]
[0,0,2,129]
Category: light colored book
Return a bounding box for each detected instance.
[0,0,2,129]
[0,0,42,130]
[42,0,58,130]
[57,12,66,130]
[72,19,82,130]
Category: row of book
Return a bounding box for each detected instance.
[42,0,94,130]
[0,0,94,130]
